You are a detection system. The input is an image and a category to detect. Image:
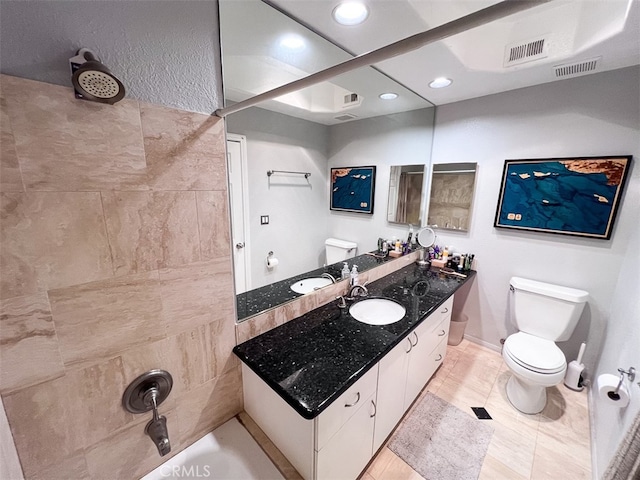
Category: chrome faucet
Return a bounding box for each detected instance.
[144,387,171,456]
[122,370,173,457]
[321,272,337,283]
[348,284,369,299]
[146,416,171,456]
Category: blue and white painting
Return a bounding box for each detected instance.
[330,166,376,214]
[494,156,631,239]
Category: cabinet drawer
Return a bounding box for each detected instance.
[426,337,448,380]
[430,295,453,326]
[414,314,449,360]
[315,364,378,451]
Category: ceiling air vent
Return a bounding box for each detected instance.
[334,113,357,121]
[554,57,600,78]
[504,36,548,67]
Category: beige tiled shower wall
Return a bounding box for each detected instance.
[0,75,241,479]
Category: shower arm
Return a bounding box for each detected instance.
[214,0,553,118]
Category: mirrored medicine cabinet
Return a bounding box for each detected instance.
[427,162,478,232]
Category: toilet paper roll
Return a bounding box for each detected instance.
[597,373,630,407]
[266,257,279,269]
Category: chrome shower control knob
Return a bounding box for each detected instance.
[122,370,173,414]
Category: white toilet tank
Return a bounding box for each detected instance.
[510,277,589,342]
[325,238,357,265]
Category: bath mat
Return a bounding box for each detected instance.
[388,393,494,480]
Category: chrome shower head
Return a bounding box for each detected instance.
[69,48,125,104]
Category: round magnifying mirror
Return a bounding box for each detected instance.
[416,227,436,266]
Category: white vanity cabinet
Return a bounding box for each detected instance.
[403,295,452,409]
[373,295,453,451]
[242,363,378,480]
[241,294,455,480]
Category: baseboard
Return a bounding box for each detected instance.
[463,334,502,353]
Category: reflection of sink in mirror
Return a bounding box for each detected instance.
[349,298,406,325]
[290,278,333,294]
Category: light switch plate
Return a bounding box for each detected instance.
[260,215,269,225]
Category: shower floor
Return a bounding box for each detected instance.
[141,417,284,480]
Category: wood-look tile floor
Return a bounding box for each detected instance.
[363,339,592,480]
[240,339,591,480]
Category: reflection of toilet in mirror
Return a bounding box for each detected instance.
[325,238,357,265]
[502,277,588,414]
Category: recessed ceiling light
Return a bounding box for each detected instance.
[379,92,398,100]
[429,77,453,89]
[333,2,369,26]
[279,34,306,51]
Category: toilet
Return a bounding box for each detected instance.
[502,277,589,414]
[325,238,357,265]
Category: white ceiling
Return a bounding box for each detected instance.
[219,0,433,124]
[266,0,640,106]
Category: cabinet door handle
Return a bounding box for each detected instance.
[405,338,412,353]
[441,307,449,314]
[435,354,443,362]
[345,392,360,408]
[412,331,419,346]
[438,329,446,336]
[370,400,376,418]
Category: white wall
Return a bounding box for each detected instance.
[327,108,436,253]
[226,107,330,289]
[591,205,639,477]
[0,1,222,114]
[430,66,639,475]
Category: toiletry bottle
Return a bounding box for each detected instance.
[350,265,359,286]
[395,239,402,253]
[442,247,449,262]
[407,225,414,246]
[341,262,350,280]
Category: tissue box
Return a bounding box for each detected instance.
[388,250,403,258]
[431,258,446,268]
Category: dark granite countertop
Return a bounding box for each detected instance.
[236,251,401,321]
[233,263,476,419]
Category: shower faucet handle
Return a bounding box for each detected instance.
[123,370,173,457]
[145,414,171,456]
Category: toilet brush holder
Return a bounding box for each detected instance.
[564,360,585,391]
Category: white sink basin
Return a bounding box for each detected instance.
[290,277,333,294]
[349,298,406,325]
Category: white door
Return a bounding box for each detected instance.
[226,134,250,294]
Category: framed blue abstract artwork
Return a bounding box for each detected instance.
[330,166,376,214]
[494,156,632,239]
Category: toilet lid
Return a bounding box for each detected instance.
[504,332,566,373]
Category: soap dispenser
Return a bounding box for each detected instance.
[350,265,359,286]
[341,262,350,280]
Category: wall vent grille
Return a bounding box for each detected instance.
[554,57,600,78]
[341,92,362,109]
[504,37,548,67]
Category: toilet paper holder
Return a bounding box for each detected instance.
[614,367,636,397]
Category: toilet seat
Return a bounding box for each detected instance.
[503,332,565,374]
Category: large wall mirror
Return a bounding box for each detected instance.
[427,162,478,231]
[219,0,436,321]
